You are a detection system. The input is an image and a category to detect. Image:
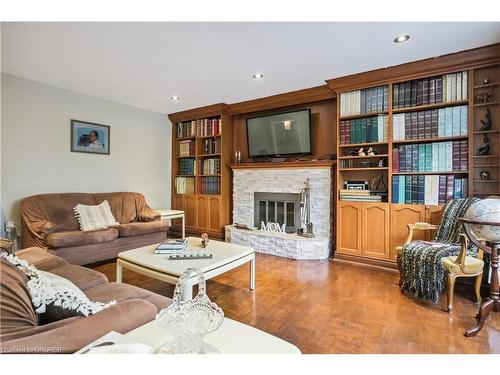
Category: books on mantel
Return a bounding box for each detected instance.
[392,141,468,173]
[339,189,382,202]
[155,239,188,254]
[340,115,388,144]
[392,175,468,205]
[392,71,467,109]
[393,105,467,140]
[340,85,389,117]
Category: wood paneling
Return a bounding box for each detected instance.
[93,254,500,353]
[196,195,208,231]
[361,203,389,259]
[389,204,426,261]
[337,201,362,255]
[208,196,222,232]
[229,85,335,115]
[232,100,336,163]
[184,195,196,229]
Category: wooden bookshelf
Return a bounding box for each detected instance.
[168,104,233,239]
[329,59,500,265]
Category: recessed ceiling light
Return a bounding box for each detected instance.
[170,95,180,101]
[394,35,410,43]
[252,73,264,79]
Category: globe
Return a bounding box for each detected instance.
[464,197,500,242]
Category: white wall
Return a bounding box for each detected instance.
[1,73,171,230]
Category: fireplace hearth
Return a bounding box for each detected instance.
[254,192,301,233]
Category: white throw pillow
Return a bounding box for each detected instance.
[74,200,119,231]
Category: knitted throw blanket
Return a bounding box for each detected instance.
[399,198,480,303]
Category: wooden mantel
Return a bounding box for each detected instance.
[229,160,336,170]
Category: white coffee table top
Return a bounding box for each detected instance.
[117,237,254,277]
[125,318,301,354]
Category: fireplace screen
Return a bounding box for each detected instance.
[254,192,301,233]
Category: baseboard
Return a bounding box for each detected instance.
[333,253,398,271]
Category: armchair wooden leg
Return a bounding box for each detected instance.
[447,273,456,313]
[475,272,483,304]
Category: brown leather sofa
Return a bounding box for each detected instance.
[21,192,168,265]
[0,246,171,354]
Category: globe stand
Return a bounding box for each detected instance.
[460,219,500,337]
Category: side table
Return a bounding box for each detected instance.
[156,209,185,238]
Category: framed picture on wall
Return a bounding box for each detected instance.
[70,119,110,155]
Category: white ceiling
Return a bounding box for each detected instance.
[2,22,499,114]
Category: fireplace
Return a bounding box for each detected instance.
[254,192,301,233]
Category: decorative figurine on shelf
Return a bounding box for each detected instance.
[483,78,491,85]
[477,134,491,156]
[480,171,491,181]
[367,147,377,156]
[479,108,492,131]
[358,148,366,156]
[378,158,384,167]
[474,87,494,105]
[348,149,358,156]
[201,233,209,248]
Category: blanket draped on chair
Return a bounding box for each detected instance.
[399,198,480,303]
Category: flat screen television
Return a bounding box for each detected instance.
[246,109,311,157]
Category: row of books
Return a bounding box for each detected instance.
[393,71,467,109]
[178,139,195,157]
[200,158,221,175]
[198,118,222,137]
[178,158,197,176]
[201,137,221,155]
[393,105,467,141]
[155,239,188,254]
[175,177,195,194]
[176,117,222,138]
[392,141,468,173]
[339,189,382,202]
[176,121,197,138]
[339,85,389,117]
[339,115,388,144]
[200,176,220,195]
[392,175,468,205]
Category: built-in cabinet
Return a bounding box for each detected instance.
[172,194,224,238]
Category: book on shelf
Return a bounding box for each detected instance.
[200,176,220,194]
[339,86,389,117]
[392,174,467,205]
[392,105,467,141]
[392,141,467,172]
[176,120,197,138]
[199,158,221,175]
[197,117,222,137]
[392,71,466,110]
[201,137,221,155]
[175,177,195,194]
[340,195,382,202]
[339,189,371,196]
[178,158,197,175]
[178,139,195,157]
[339,115,388,144]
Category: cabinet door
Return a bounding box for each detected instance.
[184,195,197,229]
[389,204,426,261]
[171,194,184,227]
[196,195,208,231]
[361,203,390,260]
[425,205,443,241]
[337,202,362,255]
[208,196,222,232]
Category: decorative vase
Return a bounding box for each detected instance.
[153,268,224,354]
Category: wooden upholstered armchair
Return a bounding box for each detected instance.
[397,220,484,312]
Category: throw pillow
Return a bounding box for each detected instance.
[74,200,119,231]
[0,251,116,324]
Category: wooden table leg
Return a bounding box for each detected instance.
[465,243,500,337]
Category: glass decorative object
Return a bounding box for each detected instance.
[153,268,224,354]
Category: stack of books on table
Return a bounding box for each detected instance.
[339,189,382,202]
[154,239,188,254]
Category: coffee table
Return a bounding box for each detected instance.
[76,318,300,354]
[116,237,255,300]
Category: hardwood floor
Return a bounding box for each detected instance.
[92,254,500,354]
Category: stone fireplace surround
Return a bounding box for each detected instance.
[226,166,332,260]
